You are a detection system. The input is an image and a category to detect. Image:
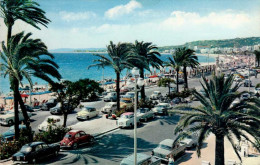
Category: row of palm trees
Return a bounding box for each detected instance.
[0,0,60,139]
[90,44,199,111]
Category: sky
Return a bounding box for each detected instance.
[0,0,260,49]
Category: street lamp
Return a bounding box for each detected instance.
[126,67,144,165]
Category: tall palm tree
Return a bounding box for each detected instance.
[164,48,185,93]
[133,41,163,99]
[0,0,50,42]
[0,32,61,139]
[254,49,260,67]
[89,41,138,111]
[182,48,199,89]
[171,75,260,165]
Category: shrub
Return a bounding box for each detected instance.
[256,83,260,88]
[34,126,71,144]
[167,88,194,99]
[138,99,156,109]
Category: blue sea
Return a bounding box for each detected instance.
[0,53,215,94]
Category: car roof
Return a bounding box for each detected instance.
[68,130,83,135]
[84,107,95,109]
[107,102,117,105]
[158,103,169,105]
[121,153,151,165]
[122,112,134,115]
[159,139,174,146]
[27,141,44,147]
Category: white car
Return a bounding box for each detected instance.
[104,92,117,102]
[150,91,162,100]
[102,102,117,113]
[77,107,99,120]
[181,133,198,149]
[137,108,155,122]
[255,88,260,95]
[152,103,171,115]
[0,111,32,126]
[117,112,140,128]
[121,92,135,99]
[38,116,62,131]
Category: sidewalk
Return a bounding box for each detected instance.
[176,134,260,165]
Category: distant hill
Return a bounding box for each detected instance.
[158,37,260,52]
[50,48,106,53]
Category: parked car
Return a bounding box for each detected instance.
[38,116,62,131]
[181,133,198,149]
[244,79,253,87]
[50,102,73,115]
[60,130,94,149]
[121,92,135,99]
[1,125,27,143]
[234,76,242,82]
[77,107,99,121]
[150,91,162,100]
[17,104,34,112]
[120,153,160,165]
[103,92,117,102]
[152,139,186,162]
[117,112,140,128]
[137,108,155,122]
[0,110,32,126]
[12,142,60,164]
[102,102,117,114]
[152,103,171,115]
[40,98,58,111]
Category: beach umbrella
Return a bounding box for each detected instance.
[149,75,158,78]
[4,96,14,100]
[20,94,29,98]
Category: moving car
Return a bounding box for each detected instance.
[60,130,94,149]
[12,142,60,164]
[117,112,140,128]
[137,108,155,122]
[0,111,32,126]
[152,139,186,162]
[120,153,160,165]
[152,103,171,115]
[50,102,73,115]
[40,98,58,111]
[150,91,162,100]
[38,116,62,131]
[77,107,99,120]
[103,92,117,102]
[102,102,117,114]
[1,125,27,143]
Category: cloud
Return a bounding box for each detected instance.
[59,11,96,22]
[105,0,142,19]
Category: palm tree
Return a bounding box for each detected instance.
[254,49,260,67]
[0,0,50,42]
[182,48,199,89]
[133,41,163,99]
[0,32,61,139]
[164,48,185,93]
[89,41,138,111]
[157,78,175,96]
[171,75,260,165]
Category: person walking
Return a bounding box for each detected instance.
[168,154,175,165]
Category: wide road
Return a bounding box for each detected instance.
[40,115,181,165]
[0,74,258,135]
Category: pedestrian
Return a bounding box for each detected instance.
[168,154,174,165]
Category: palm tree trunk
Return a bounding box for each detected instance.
[62,101,67,127]
[183,66,188,89]
[215,134,225,165]
[140,69,145,100]
[13,78,20,140]
[17,94,32,141]
[168,83,171,95]
[7,24,12,43]
[116,72,120,111]
[176,68,179,93]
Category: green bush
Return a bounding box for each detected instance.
[168,88,194,99]
[138,99,156,109]
[34,126,71,144]
[256,83,260,88]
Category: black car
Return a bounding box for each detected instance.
[12,142,60,164]
[50,102,73,115]
[40,98,57,111]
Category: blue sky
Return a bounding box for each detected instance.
[0,0,260,49]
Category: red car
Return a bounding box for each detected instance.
[60,130,94,149]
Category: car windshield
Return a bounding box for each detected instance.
[156,105,165,108]
[159,144,171,150]
[153,92,159,95]
[138,109,146,113]
[120,114,129,119]
[20,145,32,153]
[64,134,72,139]
[121,99,131,103]
[83,108,91,112]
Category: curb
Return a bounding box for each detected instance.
[94,127,119,138]
[0,158,11,163]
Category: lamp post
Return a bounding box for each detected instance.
[248,54,251,93]
[126,67,144,165]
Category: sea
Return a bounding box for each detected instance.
[0,53,215,94]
